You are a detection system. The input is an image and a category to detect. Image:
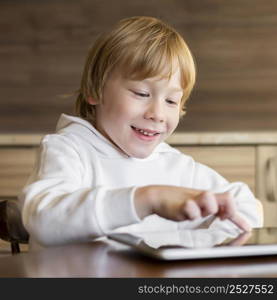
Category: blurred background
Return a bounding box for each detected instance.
[1,0,277,134]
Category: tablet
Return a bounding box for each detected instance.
[107,227,277,260]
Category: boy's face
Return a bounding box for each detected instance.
[90,67,183,158]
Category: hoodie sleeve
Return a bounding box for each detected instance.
[189,160,263,228]
[19,134,140,247]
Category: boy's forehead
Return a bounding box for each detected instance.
[112,62,182,83]
[126,68,183,90]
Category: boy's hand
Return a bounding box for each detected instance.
[134,185,251,231]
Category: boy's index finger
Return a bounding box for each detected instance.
[214,191,236,219]
[196,191,252,232]
[229,213,252,232]
[213,192,252,231]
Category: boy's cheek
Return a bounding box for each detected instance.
[169,117,180,133]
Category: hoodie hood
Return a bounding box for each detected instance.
[55,114,179,159]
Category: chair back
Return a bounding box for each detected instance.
[0,199,29,254]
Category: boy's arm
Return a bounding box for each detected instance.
[134,155,263,231]
[19,135,141,246]
[134,185,252,231]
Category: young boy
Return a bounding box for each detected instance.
[19,16,263,247]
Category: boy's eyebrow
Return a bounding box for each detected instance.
[127,78,183,93]
[131,80,183,93]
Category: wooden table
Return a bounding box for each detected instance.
[1,238,277,277]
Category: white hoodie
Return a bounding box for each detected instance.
[19,114,263,247]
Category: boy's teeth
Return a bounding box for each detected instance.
[134,127,156,136]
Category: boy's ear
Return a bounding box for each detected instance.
[87,96,99,105]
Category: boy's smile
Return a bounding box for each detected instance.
[130,126,162,145]
[88,67,183,158]
[131,126,161,140]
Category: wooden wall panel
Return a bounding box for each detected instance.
[176,146,256,193]
[0,148,37,197]
[1,0,277,133]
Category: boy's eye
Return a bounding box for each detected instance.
[166,99,177,105]
[133,91,149,97]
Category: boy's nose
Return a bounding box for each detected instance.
[144,101,165,123]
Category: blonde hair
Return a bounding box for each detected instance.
[75,16,196,122]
